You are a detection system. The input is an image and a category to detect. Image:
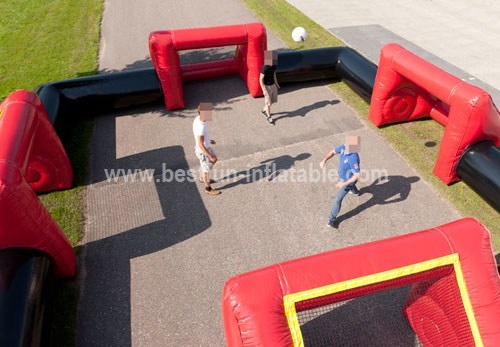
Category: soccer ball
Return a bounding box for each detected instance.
[292,27,307,42]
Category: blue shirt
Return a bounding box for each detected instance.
[334,145,360,182]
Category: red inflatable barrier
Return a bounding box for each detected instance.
[369,43,500,184]
[149,23,267,110]
[222,218,500,346]
[0,90,74,277]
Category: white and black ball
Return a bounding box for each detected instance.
[292,27,307,42]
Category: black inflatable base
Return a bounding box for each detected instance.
[0,249,53,347]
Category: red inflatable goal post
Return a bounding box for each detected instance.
[149,23,267,110]
[369,43,500,184]
[222,218,500,346]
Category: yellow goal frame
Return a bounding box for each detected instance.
[283,254,482,347]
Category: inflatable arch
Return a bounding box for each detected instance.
[369,43,500,184]
[149,23,267,110]
[0,90,74,277]
[222,218,500,346]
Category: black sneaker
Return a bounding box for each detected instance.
[348,186,360,196]
[326,221,339,229]
[267,117,275,125]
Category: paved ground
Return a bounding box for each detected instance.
[287,0,500,103]
[77,1,462,346]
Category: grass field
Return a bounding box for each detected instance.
[243,0,499,250]
[0,1,103,345]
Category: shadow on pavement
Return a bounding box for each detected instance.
[217,153,311,190]
[273,99,340,121]
[77,114,211,346]
[337,175,420,225]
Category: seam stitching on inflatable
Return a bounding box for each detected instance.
[432,227,456,253]
[275,263,290,295]
[170,31,177,51]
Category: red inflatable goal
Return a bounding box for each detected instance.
[149,23,267,110]
[369,43,500,184]
[222,218,500,346]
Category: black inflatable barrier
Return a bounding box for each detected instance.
[35,48,377,130]
[0,249,53,347]
[276,47,377,102]
[457,141,500,211]
[35,68,163,131]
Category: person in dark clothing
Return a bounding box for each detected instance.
[259,50,280,125]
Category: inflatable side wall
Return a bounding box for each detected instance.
[369,43,500,184]
[149,23,266,110]
[34,47,376,127]
[457,141,500,210]
[222,218,500,346]
[36,68,163,131]
[276,47,377,102]
[0,90,75,278]
[0,249,53,346]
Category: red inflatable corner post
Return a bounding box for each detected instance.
[222,218,500,346]
[369,43,500,184]
[149,22,267,110]
[0,90,75,278]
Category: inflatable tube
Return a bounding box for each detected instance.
[35,68,163,131]
[276,47,377,103]
[457,141,500,211]
[276,48,340,82]
[264,47,377,102]
[35,48,376,130]
[0,249,53,347]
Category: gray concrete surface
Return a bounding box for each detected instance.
[77,1,462,346]
[287,0,500,103]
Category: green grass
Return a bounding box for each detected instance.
[244,0,344,49]
[38,119,94,245]
[0,0,102,100]
[243,0,500,250]
[1,1,103,346]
